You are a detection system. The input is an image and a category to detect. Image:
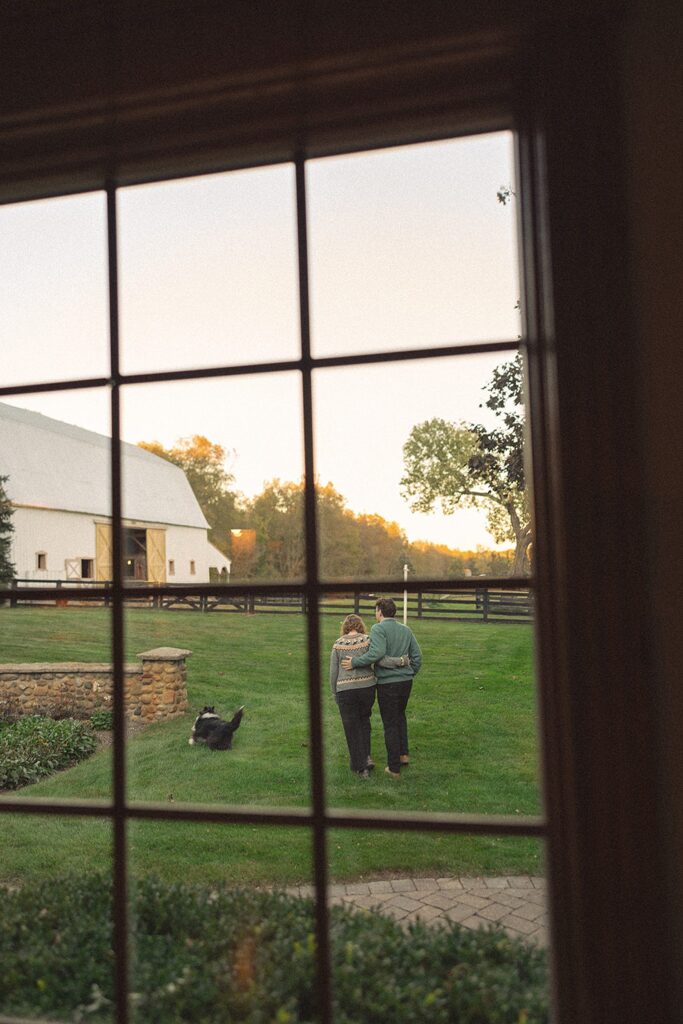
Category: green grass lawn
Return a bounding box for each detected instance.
[0,606,543,885]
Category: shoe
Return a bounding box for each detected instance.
[400,755,410,765]
[366,757,376,771]
[384,767,401,780]
[357,769,370,779]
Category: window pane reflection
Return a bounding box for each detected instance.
[128,821,315,1023]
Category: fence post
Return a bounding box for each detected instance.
[417,591,423,619]
[247,594,255,614]
[482,587,490,622]
[354,591,360,615]
[301,593,306,614]
[10,578,17,608]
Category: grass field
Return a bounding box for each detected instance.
[0,606,543,884]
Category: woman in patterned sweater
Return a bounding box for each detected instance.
[330,614,405,779]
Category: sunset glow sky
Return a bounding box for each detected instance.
[0,132,520,549]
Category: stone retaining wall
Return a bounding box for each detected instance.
[0,647,191,723]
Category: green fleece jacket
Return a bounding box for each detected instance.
[350,617,422,683]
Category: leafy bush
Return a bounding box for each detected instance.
[0,874,548,1023]
[0,716,97,790]
[90,709,114,731]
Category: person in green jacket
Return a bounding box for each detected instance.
[341,597,422,779]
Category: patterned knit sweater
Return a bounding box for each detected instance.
[330,633,375,695]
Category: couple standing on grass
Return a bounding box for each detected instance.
[330,597,422,780]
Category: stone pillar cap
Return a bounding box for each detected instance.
[136,647,192,660]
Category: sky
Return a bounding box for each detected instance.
[0,132,520,550]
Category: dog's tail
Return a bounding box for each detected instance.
[229,706,245,732]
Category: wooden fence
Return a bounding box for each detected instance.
[6,580,532,624]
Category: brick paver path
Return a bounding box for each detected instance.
[288,876,548,946]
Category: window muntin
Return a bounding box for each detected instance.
[0,132,543,1024]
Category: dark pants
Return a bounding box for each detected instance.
[337,686,376,773]
[377,679,413,774]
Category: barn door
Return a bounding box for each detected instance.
[95,523,113,581]
[65,558,80,579]
[146,529,166,583]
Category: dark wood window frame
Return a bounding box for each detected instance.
[0,5,677,1023]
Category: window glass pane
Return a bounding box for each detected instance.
[0,390,115,800]
[120,375,305,586]
[313,353,528,582]
[0,815,114,1022]
[322,596,540,816]
[307,133,520,358]
[0,390,111,577]
[328,829,548,1022]
[120,374,305,593]
[118,165,300,375]
[128,821,315,1023]
[123,607,311,810]
[0,192,109,387]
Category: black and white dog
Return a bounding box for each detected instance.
[189,705,245,750]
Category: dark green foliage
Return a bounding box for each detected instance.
[401,356,531,575]
[90,708,114,731]
[0,716,97,790]
[0,474,15,585]
[0,874,549,1023]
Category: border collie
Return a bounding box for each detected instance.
[189,705,245,750]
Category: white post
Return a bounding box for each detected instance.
[403,563,408,624]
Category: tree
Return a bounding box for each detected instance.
[248,480,306,579]
[0,475,16,585]
[400,354,531,575]
[238,479,412,581]
[138,436,244,556]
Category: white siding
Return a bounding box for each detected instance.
[10,507,217,583]
[11,507,98,581]
[164,526,224,583]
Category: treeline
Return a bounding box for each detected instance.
[137,438,514,581]
[230,481,513,581]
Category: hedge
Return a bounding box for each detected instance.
[0,715,97,790]
[0,874,548,1023]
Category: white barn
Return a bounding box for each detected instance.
[0,401,230,584]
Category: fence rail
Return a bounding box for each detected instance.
[5,580,532,624]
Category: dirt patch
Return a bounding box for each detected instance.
[92,720,148,752]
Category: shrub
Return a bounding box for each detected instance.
[90,709,114,731]
[0,874,548,1023]
[0,716,97,790]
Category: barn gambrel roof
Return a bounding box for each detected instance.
[0,401,209,529]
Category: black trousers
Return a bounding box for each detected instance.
[336,686,376,773]
[377,679,413,774]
